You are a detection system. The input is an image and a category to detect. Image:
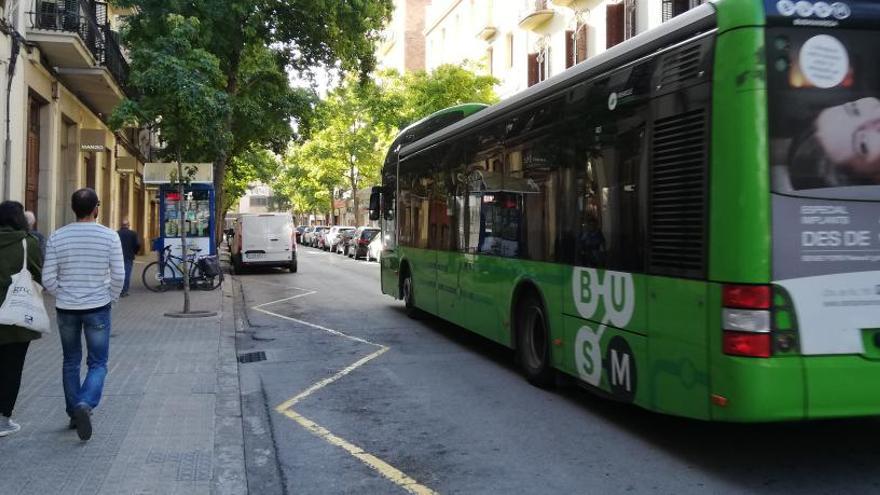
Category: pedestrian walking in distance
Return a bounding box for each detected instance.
[0,201,43,437]
[117,219,140,297]
[43,189,125,441]
[23,210,45,256]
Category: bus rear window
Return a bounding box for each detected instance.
[767,28,880,200]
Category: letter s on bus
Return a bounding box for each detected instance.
[575,324,605,386]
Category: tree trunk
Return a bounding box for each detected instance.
[328,188,334,224]
[177,147,191,314]
[213,58,240,247]
[350,158,358,226]
[213,155,227,247]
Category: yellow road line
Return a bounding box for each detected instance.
[277,407,436,495]
[252,291,437,495]
[275,346,388,411]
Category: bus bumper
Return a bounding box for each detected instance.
[710,354,880,421]
[803,355,880,419]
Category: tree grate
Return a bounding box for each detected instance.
[237,351,267,364]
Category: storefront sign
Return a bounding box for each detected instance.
[81,129,110,151]
[116,156,138,173]
[144,162,214,184]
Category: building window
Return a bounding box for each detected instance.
[606,2,625,49]
[566,23,589,68]
[250,196,269,207]
[662,0,706,22]
[506,33,515,68]
[606,0,636,49]
[486,47,494,75]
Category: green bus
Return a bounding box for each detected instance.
[369,0,880,421]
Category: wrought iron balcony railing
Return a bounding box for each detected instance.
[28,0,129,92]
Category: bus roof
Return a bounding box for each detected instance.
[384,103,488,167]
[399,3,717,160]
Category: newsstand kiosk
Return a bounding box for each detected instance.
[144,163,217,277]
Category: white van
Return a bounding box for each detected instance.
[231,213,297,273]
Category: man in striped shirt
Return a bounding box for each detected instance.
[43,188,125,441]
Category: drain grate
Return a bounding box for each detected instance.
[237,351,267,363]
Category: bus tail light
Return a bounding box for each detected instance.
[723,332,772,358]
[722,284,772,358]
[722,285,771,309]
[722,309,770,333]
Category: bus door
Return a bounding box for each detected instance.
[435,169,464,324]
[458,166,509,343]
[379,174,399,299]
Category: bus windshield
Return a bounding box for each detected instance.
[767,28,880,200]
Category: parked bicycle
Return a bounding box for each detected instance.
[142,245,223,292]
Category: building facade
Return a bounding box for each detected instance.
[0,0,153,250]
[236,182,274,214]
[376,0,431,73]
[424,0,706,99]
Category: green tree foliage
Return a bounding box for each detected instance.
[117,0,394,239]
[110,14,229,314]
[224,149,281,213]
[382,64,499,129]
[281,64,499,221]
[110,15,229,160]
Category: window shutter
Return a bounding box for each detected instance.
[565,30,574,69]
[576,24,588,63]
[527,52,539,86]
[662,0,674,22]
[626,0,637,39]
[606,3,625,49]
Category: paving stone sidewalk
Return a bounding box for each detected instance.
[0,259,246,495]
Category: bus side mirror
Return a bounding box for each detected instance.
[369,188,381,221]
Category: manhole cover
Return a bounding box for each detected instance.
[237,351,267,363]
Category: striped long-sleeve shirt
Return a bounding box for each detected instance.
[43,222,125,310]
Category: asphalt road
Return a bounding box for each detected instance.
[233,246,880,495]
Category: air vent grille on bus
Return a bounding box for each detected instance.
[649,109,707,277]
[658,45,702,86]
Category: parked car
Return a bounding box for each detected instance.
[323,226,354,251]
[317,226,331,249]
[308,226,326,247]
[295,225,307,244]
[335,228,357,255]
[350,227,380,260]
[231,213,297,273]
[302,226,315,245]
[366,232,383,261]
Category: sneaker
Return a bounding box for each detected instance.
[72,405,92,441]
[0,416,21,437]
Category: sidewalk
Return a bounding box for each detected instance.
[0,260,246,495]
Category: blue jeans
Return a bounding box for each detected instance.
[123,259,133,294]
[57,306,111,416]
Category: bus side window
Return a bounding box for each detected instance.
[575,123,646,271]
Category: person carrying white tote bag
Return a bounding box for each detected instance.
[0,238,50,333]
[0,200,45,437]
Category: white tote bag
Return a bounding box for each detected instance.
[0,238,51,334]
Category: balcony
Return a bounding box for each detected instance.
[475,0,497,41]
[27,0,129,117]
[518,0,556,32]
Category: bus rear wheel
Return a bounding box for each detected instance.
[402,270,421,319]
[516,293,554,388]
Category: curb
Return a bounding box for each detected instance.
[211,277,248,495]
